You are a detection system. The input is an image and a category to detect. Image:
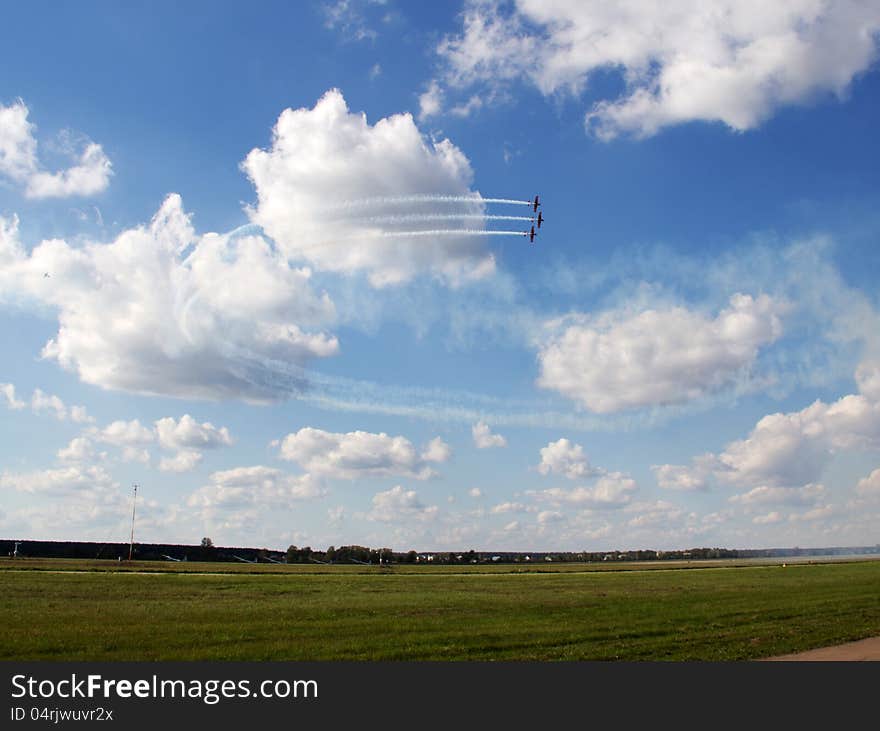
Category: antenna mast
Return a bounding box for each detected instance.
[128,483,138,561]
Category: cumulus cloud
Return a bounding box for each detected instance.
[121,447,151,465]
[278,427,448,480]
[856,468,880,498]
[652,456,715,492]
[0,464,116,496]
[80,414,233,472]
[57,437,98,463]
[530,472,637,509]
[623,500,688,529]
[435,1,880,139]
[418,80,445,120]
[187,466,325,509]
[0,382,26,410]
[0,196,338,401]
[491,501,528,514]
[0,100,111,197]
[468,487,482,498]
[159,449,203,473]
[367,485,439,523]
[659,368,880,498]
[537,438,596,479]
[241,89,496,287]
[753,511,783,525]
[30,388,68,420]
[94,419,155,447]
[155,414,233,451]
[536,510,564,525]
[537,294,784,413]
[729,483,826,506]
[472,420,507,448]
[421,436,453,463]
[69,405,94,424]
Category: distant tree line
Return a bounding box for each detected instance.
[3,538,879,564]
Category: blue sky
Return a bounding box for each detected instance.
[2,1,880,552]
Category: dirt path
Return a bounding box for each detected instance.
[760,635,880,661]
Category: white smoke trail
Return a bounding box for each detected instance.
[222,346,627,432]
[331,194,531,210]
[381,229,528,238]
[362,214,534,224]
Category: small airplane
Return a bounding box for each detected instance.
[524,225,536,243]
[536,212,544,229]
[532,195,540,212]
[161,554,182,562]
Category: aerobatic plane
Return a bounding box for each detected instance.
[532,195,540,212]
[536,212,544,228]
[525,225,536,243]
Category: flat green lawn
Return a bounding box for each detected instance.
[2,559,879,661]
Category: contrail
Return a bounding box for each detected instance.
[363,214,534,224]
[332,194,531,209]
[382,229,528,238]
[222,347,627,432]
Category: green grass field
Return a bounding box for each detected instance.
[2,556,880,661]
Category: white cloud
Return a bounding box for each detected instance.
[367,485,439,523]
[753,511,783,525]
[789,504,835,522]
[159,449,203,473]
[0,195,338,401]
[69,405,94,424]
[662,369,880,497]
[121,446,151,465]
[323,0,382,42]
[418,80,445,120]
[491,501,527,514]
[0,383,25,410]
[94,419,155,447]
[57,437,97,463]
[530,472,637,509]
[328,505,345,525]
[652,454,716,491]
[729,483,826,506]
[187,466,325,509]
[472,420,507,448]
[450,95,485,118]
[421,436,452,463]
[537,438,596,479]
[278,426,447,480]
[0,464,116,495]
[0,100,37,183]
[537,510,564,525]
[30,388,67,420]
[0,100,111,198]
[25,142,112,199]
[856,361,880,402]
[241,89,496,287]
[435,1,880,139]
[537,294,784,413]
[468,487,482,498]
[856,468,880,498]
[624,500,687,529]
[155,414,233,451]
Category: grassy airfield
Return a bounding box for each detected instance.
[2,556,879,661]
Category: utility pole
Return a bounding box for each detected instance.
[128,483,138,561]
